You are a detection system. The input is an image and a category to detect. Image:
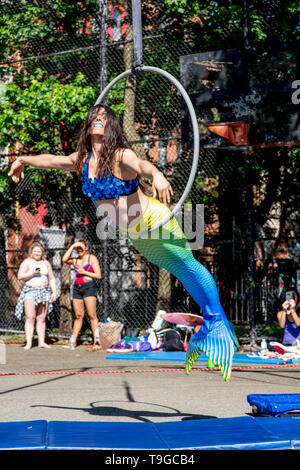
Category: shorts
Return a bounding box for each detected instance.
[72,281,97,300]
[23,285,50,302]
[24,289,37,301]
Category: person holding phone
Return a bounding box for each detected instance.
[15,241,57,349]
[62,240,101,350]
[277,289,300,345]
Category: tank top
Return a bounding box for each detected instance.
[81,152,139,201]
[32,260,49,284]
[74,256,95,285]
[283,319,300,345]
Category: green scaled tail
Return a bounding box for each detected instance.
[185,319,234,382]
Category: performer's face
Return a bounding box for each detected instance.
[90,107,107,137]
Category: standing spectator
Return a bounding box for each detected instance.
[16,242,57,349]
[62,240,102,349]
[277,289,300,345]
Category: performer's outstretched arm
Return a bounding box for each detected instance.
[8,152,77,182]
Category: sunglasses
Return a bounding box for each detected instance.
[97,113,107,120]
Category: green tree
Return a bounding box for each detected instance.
[0,69,96,333]
[0,0,101,333]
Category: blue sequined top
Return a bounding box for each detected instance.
[81,152,139,201]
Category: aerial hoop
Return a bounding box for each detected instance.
[94,65,200,234]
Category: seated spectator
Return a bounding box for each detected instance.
[277,289,300,345]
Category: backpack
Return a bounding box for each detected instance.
[163,330,184,351]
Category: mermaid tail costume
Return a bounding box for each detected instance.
[124,198,234,381]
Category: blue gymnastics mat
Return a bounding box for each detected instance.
[105,351,297,365]
[1,417,300,450]
[0,420,47,450]
[247,394,300,416]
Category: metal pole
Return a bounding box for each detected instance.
[131,0,143,70]
[243,0,250,50]
[243,0,257,345]
[99,0,108,103]
[245,151,257,346]
[98,0,109,320]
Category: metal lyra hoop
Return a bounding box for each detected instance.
[95,65,199,234]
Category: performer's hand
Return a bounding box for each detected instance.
[51,293,57,302]
[152,172,174,204]
[8,159,25,183]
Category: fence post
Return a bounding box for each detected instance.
[0,220,9,330]
[243,2,257,344]
[99,0,110,319]
[0,339,6,365]
[245,150,257,345]
[99,0,108,102]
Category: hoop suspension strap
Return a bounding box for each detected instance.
[131,0,143,71]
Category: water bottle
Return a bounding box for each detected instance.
[260,338,268,354]
[69,335,75,350]
[151,310,166,331]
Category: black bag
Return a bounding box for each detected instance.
[121,326,140,339]
[164,330,184,351]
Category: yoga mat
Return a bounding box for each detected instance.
[105,351,296,364]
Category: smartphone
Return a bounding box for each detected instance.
[285,291,295,301]
[35,267,41,272]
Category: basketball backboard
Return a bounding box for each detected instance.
[180,41,300,148]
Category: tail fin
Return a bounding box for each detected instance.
[185,319,234,381]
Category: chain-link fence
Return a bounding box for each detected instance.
[0,1,299,341]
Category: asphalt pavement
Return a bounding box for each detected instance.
[0,343,299,424]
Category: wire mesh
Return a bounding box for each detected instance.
[0,1,299,340]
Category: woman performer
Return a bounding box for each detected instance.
[62,239,102,350]
[16,241,57,349]
[9,104,234,380]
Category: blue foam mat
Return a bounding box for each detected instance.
[247,394,300,416]
[0,420,47,450]
[152,417,300,450]
[105,351,297,364]
[0,417,300,450]
[47,420,168,450]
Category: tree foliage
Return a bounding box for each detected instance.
[0,0,299,243]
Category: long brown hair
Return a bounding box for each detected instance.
[75,104,130,178]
